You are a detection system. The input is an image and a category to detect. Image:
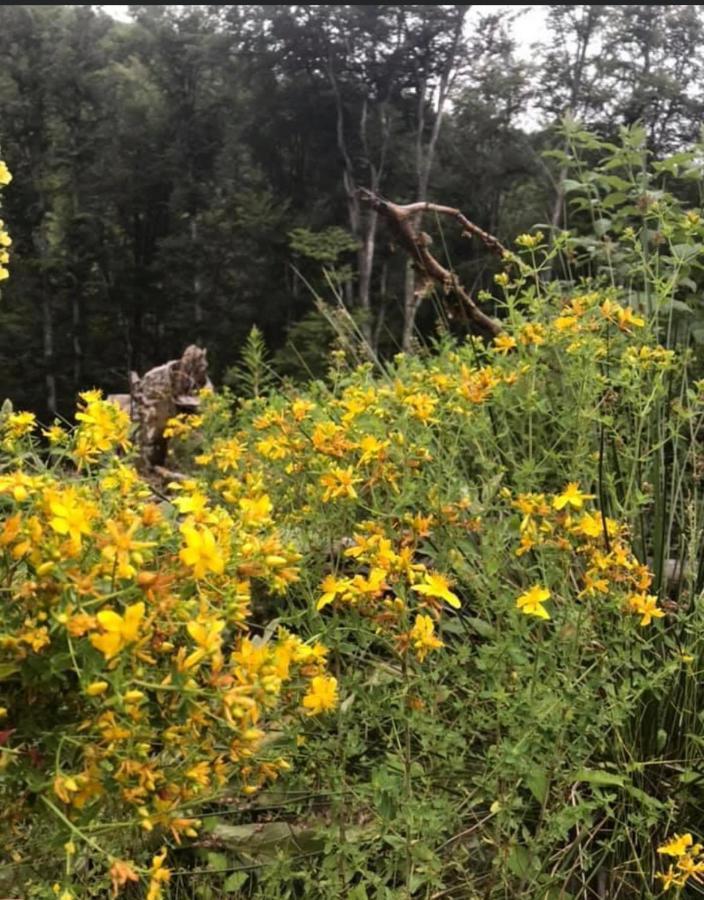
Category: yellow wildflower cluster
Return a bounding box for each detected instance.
[511,483,661,626]
[0,396,333,895]
[516,230,545,249]
[657,833,704,891]
[312,519,460,663]
[73,388,131,466]
[0,159,11,282]
[1,410,36,451]
[163,412,204,439]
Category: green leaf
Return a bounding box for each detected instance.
[347,886,368,900]
[562,179,586,194]
[657,299,693,317]
[593,218,612,237]
[526,770,549,805]
[679,770,702,785]
[223,872,248,893]
[507,844,533,878]
[466,616,496,639]
[0,663,19,681]
[600,192,628,209]
[206,852,229,873]
[574,768,626,788]
[671,243,703,262]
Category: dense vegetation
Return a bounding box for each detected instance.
[1,5,704,416]
[4,116,704,895]
[5,5,704,899]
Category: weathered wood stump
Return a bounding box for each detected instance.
[108,345,212,470]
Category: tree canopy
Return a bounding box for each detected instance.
[1,4,703,416]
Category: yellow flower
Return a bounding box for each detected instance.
[316,574,352,611]
[411,572,461,609]
[0,161,12,185]
[89,602,145,660]
[109,860,139,895]
[553,482,594,510]
[494,333,517,355]
[518,323,545,346]
[573,511,603,538]
[4,411,36,440]
[53,774,80,804]
[302,674,338,715]
[86,681,109,697]
[616,306,645,331]
[657,865,685,890]
[43,423,67,445]
[173,489,211,520]
[554,315,579,332]
[658,833,694,857]
[102,518,155,579]
[184,618,225,669]
[179,522,225,579]
[49,490,94,548]
[320,466,360,501]
[516,231,544,249]
[146,848,171,900]
[516,585,551,620]
[239,494,273,526]
[627,593,665,627]
[74,392,130,456]
[185,761,211,787]
[409,613,444,662]
[404,392,438,422]
[357,435,389,464]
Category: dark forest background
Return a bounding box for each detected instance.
[1,4,703,418]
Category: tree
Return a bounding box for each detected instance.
[397,5,468,351]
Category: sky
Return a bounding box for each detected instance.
[101,4,550,53]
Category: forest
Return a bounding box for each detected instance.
[1,5,704,415]
[6,5,704,900]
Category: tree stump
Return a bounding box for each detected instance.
[108,345,212,470]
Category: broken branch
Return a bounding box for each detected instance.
[357,188,503,339]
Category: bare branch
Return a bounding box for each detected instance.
[358,188,503,339]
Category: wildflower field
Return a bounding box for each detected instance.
[4,127,704,899]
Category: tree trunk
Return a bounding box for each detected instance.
[357,207,378,341]
[191,218,203,338]
[401,261,419,353]
[72,294,82,388]
[373,259,389,355]
[42,292,56,415]
[401,8,466,352]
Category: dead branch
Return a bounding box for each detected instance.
[357,188,504,338]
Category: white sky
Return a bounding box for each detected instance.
[101,4,550,52]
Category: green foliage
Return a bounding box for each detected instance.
[154,198,704,896]
[224,325,277,398]
[547,119,704,355]
[288,227,359,265]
